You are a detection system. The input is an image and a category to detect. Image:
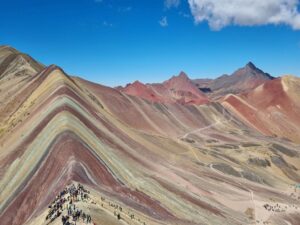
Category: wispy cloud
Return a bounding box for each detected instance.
[103,21,113,27]
[179,11,191,18]
[118,6,132,13]
[188,0,300,30]
[165,0,181,8]
[159,16,168,27]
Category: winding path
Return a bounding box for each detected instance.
[178,107,257,225]
[179,107,233,139]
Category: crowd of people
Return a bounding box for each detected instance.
[263,202,299,213]
[45,183,93,224]
[262,183,300,214]
[45,183,151,225]
[263,203,286,213]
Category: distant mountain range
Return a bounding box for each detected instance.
[120,61,275,103]
[118,61,300,143]
[1,45,300,225]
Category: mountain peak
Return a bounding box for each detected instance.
[246,61,257,70]
[132,80,145,87]
[243,62,274,80]
[0,47,45,80]
[166,71,190,84]
[46,64,66,74]
[178,71,189,79]
[0,45,19,54]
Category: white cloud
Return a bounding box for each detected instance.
[187,0,300,30]
[159,16,169,27]
[165,0,181,8]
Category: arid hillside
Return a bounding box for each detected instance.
[222,76,300,143]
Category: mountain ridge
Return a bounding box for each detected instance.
[121,72,209,105]
[120,62,274,103]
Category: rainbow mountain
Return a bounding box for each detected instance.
[0,46,300,225]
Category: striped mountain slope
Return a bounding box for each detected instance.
[0,47,300,225]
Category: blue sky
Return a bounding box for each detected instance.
[0,0,300,86]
